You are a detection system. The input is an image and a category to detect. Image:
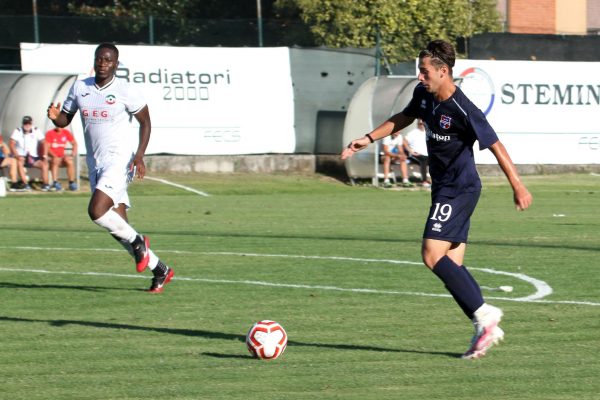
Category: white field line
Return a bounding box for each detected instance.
[144,176,209,197]
[1,246,597,306]
[473,267,552,302]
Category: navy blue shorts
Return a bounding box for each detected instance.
[422,191,480,243]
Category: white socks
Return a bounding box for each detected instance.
[473,303,503,325]
[94,209,160,270]
[148,249,159,270]
[94,209,137,242]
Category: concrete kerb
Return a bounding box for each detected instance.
[76,155,600,176]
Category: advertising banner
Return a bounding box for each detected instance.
[452,59,600,164]
[20,43,295,155]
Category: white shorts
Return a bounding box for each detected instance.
[89,161,133,208]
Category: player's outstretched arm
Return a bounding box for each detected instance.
[341,113,414,160]
[341,136,371,159]
[489,140,533,211]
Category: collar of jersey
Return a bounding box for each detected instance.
[94,76,116,91]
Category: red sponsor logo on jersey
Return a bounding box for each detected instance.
[82,109,109,118]
[439,114,452,130]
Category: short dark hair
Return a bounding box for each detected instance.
[95,42,119,59]
[418,40,455,71]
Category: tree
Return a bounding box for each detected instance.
[66,0,275,19]
[274,0,502,62]
[63,0,285,45]
[64,0,307,47]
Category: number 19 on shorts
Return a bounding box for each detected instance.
[430,202,452,222]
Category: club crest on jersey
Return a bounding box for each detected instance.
[105,94,116,105]
[439,114,452,129]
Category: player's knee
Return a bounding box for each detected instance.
[88,203,105,221]
[88,207,98,221]
[421,250,441,270]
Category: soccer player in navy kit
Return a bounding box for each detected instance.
[342,40,532,359]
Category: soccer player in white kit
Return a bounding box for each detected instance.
[47,43,174,293]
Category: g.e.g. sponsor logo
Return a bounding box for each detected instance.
[81,108,110,124]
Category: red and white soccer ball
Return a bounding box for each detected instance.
[246,320,287,360]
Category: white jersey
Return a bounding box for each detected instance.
[10,126,45,157]
[382,133,403,150]
[62,76,146,170]
[405,127,428,156]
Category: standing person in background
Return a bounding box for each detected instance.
[342,40,532,359]
[47,42,174,293]
[45,126,79,191]
[9,116,50,191]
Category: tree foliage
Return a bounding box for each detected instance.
[1,0,276,18]
[66,0,274,19]
[1,0,500,56]
[274,0,502,62]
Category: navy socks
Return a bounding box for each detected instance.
[432,255,484,319]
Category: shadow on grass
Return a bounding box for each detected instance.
[3,225,599,253]
[0,281,136,292]
[202,352,254,360]
[0,315,462,359]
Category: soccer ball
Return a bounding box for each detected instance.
[246,320,288,360]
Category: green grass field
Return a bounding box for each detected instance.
[1,172,598,400]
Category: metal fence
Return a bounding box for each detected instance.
[0,15,315,47]
[0,15,316,69]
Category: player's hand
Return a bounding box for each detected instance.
[131,156,146,180]
[341,137,371,160]
[514,185,532,211]
[47,102,61,121]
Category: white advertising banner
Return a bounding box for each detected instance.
[20,43,295,155]
[451,59,600,164]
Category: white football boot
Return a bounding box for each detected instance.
[462,304,504,359]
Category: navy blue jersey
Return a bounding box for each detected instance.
[402,83,499,197]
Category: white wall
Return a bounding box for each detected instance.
[20,43,295,155]
[454,59,600,164]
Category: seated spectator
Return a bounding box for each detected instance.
[9,116,50,191]
[404,119,430,187]
[381,131,412,188]
[0,136,18,190]
[45,126,78,191]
